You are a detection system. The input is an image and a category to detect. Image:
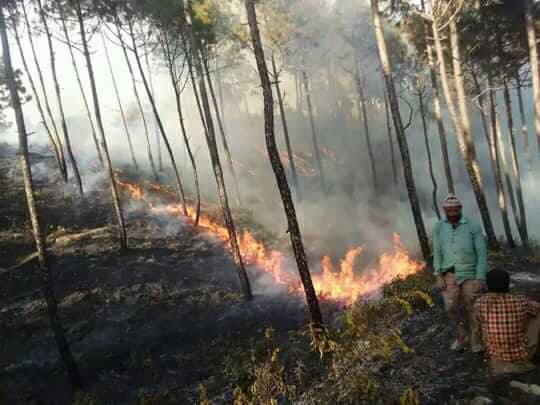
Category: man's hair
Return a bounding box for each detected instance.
[486,268,510,293]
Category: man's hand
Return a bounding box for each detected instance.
[474,279,487,293]
[435,275,446,290]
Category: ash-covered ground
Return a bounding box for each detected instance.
[1,147,540,404]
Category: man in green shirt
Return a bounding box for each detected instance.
[433,194,487,352]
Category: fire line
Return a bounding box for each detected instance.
[116,178,425,305]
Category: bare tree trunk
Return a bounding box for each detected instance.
[525,0,540,155]
[488,79,516,248]
[301,70,327,194]
[144,45,163,172]
[0,7,82,389]
[9,9,64,177]
[515,73,533,173]
[21,0,66,180]
[371,0,430,262]
[185,1,252,301]
[433,17,498,249]
[58,1,103,166]
[245,0,322,325]
[271,52,301,201]
[216,57,227,133]
[354,59,378,193]
[495,113,519,244]
[202,52,242,206]
[75,0,127,249]
[37,0,83,195]
[185,41,208,137]
[161,34,201,225]
[426,41,455,194]
[101,31,138,170]
[114,17,159,182]
[383,88,398,186]
[418,86,441,219]
[503,79,528,245]
[128,19,187,215]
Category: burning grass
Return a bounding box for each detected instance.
[116,178,425,306]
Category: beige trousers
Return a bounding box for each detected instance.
[441,272,482,345]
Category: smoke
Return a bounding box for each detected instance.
[2,0,540,271]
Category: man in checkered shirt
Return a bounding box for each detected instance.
[475,268,540,375]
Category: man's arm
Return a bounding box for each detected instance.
[432,223,442,276]
[525,298,540,318]
[473,223,487,281]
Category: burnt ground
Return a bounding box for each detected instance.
[1,148,540,404]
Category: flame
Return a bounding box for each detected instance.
[115,179,424,305]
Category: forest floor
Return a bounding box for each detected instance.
[1,145,540,404]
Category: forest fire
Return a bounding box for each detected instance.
[116,179,424,305]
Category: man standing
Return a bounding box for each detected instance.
[475,269,540,375]
[433,194,487,352]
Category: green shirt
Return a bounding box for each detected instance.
[432,216,487,283]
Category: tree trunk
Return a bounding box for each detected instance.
[0,7,82,389]
[354,61,378,193]
[202,52,242,206]
[128,19,187,215]
[75,0,127,249]
[494,112,519,244]
[21,0,66,180]
[515,73,533,173]
[426,41,455,194]
[503,78,528,246]
[114,17,159,182]
[433,17,498,249]
[371,0,430,262]
[9,9,64,177]
[101,30,138,170]
[271,52,301,201]
[58,1,103,166]
[418,86,441,219]
[185,1,252,301]
[301,70,327,194]
[525,0,540,155]
[37,0,83,195]
[383,87,398,186]
[245,0,323,325]
[144,46,163,172]
[161,34,201,225]
[487,78,515,248]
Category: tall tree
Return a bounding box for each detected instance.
[502,78,528,245]
[114,15,159,182]
[301,70,327,194]
[487,78,515,248]
[9,7,64,177]
[144,43,163,172]
[515,72,533,172]
[0,4,82,389]
[73,0,127,249]
[160,31,201,225]
[525,0,540,155]
[245,0,323,326]
[37,0,83,194]
[20,0,66,180]
[185,0,252,301]
[370,0,430,262]
[431,8,498,249]
[415,72,440,219]
[383,87,398,186]
[127,17,187,215]
[100,30,138,170]
[354,59,378,194]
[57,0,103,166]
[202,50,242,206]
[270,51,301,201]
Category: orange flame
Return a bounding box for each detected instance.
[115,180,424,305]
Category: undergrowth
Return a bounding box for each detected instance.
[213,271,434,404]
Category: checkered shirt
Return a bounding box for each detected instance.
[474,293,540,361]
